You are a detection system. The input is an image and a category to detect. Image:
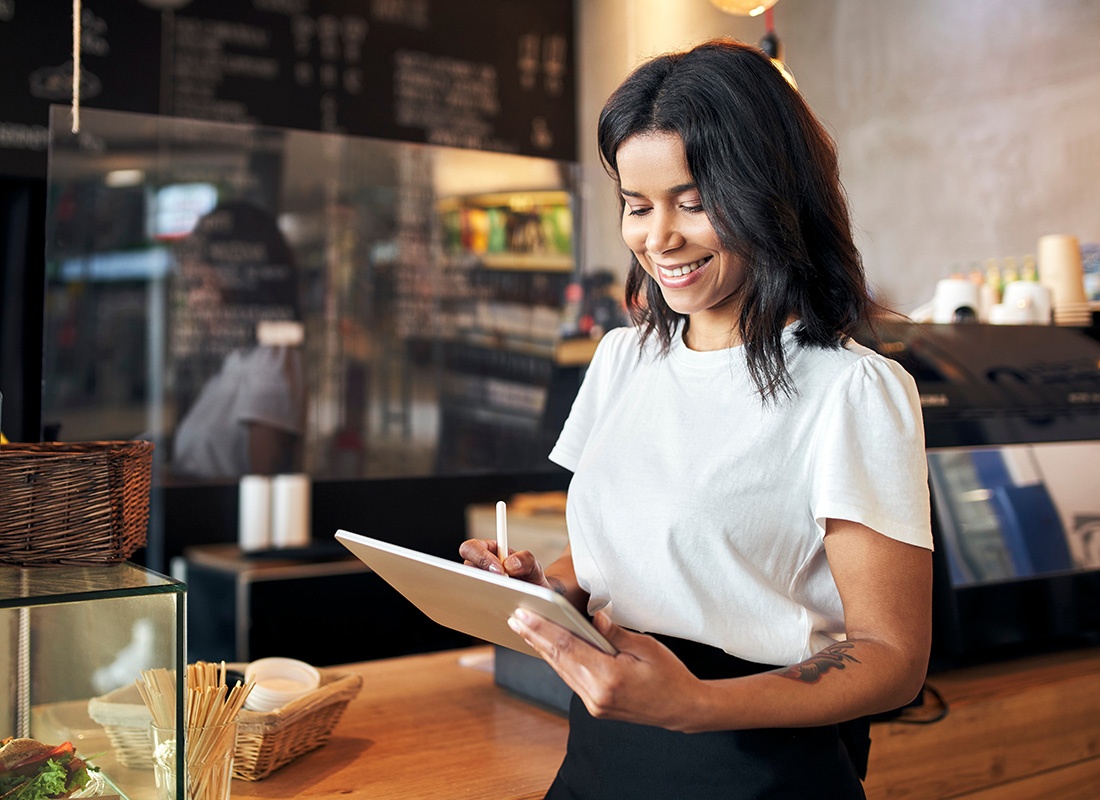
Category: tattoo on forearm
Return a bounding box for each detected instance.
[777,642,860,684]
[546,576,568,596]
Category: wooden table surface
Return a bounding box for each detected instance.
[229,644,1100,799]
[230,647,567,800]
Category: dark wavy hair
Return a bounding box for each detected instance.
[598,39,877,402]
[181,200,300,321]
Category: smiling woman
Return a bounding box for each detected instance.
[459,38,933,800]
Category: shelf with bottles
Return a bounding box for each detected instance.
[432,188,585,472]
[435,189,578,355]
[436,253,576,360]
[440,338,554,418]
[438,189,575,272]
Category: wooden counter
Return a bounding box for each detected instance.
[230,648,567,800]
[864,646,1100,799]
[231,645,1100,800]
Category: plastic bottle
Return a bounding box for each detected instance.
[984,259,1003,303]
[1020,254,1038,283]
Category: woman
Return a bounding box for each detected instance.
[170,201,305,479]
[461,39,932,798]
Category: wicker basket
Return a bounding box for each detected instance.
[87,665,363,781]
[0,440,153,566]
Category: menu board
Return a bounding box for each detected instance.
[0,0,576,178]
[0,1,162,177]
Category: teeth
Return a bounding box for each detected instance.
[659,258,708,278]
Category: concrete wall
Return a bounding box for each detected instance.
[576,0,1100,313]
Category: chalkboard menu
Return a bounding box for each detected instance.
[0,0,576,178]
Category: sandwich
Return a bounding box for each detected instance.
[0,737,96,800]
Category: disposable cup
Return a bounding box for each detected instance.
[244,657,319,712]
[1037,234,1087,306]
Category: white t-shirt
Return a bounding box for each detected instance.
[548,323,932,667]
[172,345,304,479]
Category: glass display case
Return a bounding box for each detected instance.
[0,563,185,800]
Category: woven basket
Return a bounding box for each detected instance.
[87,666,363,781]
[0,440,153,566]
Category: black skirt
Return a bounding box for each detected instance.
[543,634,869,800]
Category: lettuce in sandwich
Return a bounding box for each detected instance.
[0,737,96,800]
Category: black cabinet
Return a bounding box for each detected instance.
[183,544,472,666]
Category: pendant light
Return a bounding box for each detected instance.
[758,7,797,89]
[707,1,796,88]
[707,0,778,16]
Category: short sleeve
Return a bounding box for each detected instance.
[549,327,637,472]
[235,346,305,433]
[810,355,933,549]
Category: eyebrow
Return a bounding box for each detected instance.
[621,182,698,198]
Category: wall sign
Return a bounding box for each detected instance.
[0,0,576,178]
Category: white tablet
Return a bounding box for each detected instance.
[334,529,616,657]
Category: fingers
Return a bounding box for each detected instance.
[458,540,544,582]
[508,609,622,673]
[509,608,579,660]
[508,609,615,710]
[459,539,505,574]
[502,550,545,584]
[509,610,700,730]
[590,611,626,653]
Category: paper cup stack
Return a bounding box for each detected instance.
[243,657,320,712]
[1037,234,1091,326]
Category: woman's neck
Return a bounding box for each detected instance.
[682,313,800,352]
[683,314,742,351]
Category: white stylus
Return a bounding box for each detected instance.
[496,500,508,566]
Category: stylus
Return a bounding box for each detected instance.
[496,500,508,565]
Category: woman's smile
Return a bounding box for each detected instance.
[656,255,713,284]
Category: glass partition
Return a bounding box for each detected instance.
[43,107,587,485]
[928,440,1100,587]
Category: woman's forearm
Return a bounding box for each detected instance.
[679,635,927,733]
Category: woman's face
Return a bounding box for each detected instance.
[616,131,747,333]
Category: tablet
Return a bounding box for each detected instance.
[334,529,616,657]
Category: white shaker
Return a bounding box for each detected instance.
[238,475,273,552]
[272,473,312,548]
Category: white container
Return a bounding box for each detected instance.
[1000,281,1053,325]
[932,278,981,323]
[271,473,311,548]
[237,475,273,552]
[243,657,321,712]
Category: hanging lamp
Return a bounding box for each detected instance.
[707,0,778,16]
[758,7,797,89]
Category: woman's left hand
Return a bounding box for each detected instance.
[508,609,703,731]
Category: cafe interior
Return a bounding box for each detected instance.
[1,1,1099,798]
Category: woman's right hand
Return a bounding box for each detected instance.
[459,539,550,587]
